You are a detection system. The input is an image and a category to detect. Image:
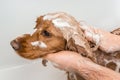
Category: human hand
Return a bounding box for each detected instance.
[80,22,120,53]
[44,51,87,71]
[44,51,120,80]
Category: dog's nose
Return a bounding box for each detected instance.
[10,40,21,50]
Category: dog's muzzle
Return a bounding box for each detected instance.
[10,39,21,50]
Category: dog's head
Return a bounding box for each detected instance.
[10,12,89,59]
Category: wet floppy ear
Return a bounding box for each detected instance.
[34,16,44,29]
[66,38,87,56]
[65,38,78,52]
[65,38,87,80]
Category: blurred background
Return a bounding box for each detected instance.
[0,0,120,80]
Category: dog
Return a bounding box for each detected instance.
[10,12,120,80]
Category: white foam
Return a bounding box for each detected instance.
[115,61,120,72]
[43,14,60,20]
[43,15,54,20]
[31,41,40,46]
[31,41,47,48]
[85,31,92,38]
[52,18,71,28]
[39,41,47,48]
[93,34,100,44]
[43,13,94,49]
[85,31,100,45]
[79,21,90,30]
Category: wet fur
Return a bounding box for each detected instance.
[11,12,120,80]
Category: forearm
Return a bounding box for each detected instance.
[45,51,120,80]
[74,57,120,80]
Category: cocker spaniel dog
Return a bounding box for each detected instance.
[10,12,120,80]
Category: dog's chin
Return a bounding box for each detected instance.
[15,50,56,59]
[15,51,40,59]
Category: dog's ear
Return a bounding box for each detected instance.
[66,38,78,52]
[66,38,87,56]
[34,16,44,29]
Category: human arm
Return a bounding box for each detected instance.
[44,51,120,80]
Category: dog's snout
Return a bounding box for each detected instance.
[10,40,21,50]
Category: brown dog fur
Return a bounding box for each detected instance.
[11,12,120,80]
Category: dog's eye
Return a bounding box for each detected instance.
[41,30,51,37]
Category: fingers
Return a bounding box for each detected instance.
[99,30,120,53]
[79,21,101,44]
[79,22,120,53]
